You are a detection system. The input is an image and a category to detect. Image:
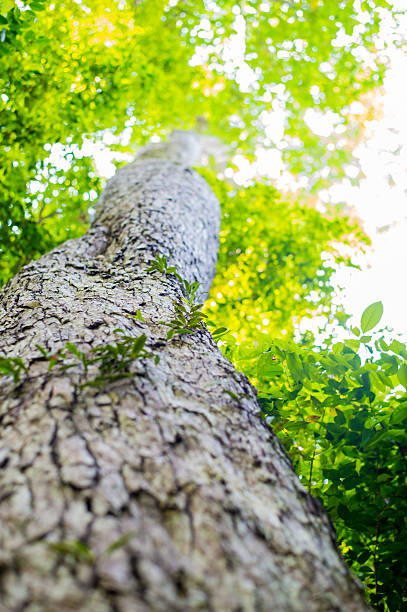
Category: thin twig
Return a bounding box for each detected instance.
[34,210,59,224]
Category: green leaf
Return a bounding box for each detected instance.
[49,540,95,564]
[212,326,228,338]
[397,363,407,389]
[332,342,345,355]
[103,531,137,556]
[224,390,240,402]
[344,339,360,352]
[36,344,48,358]
[133,309,145,322]
[390,402,407,425]
[386,429,407,442]
[31,2,47,12]
[390,339,407,356]
[257,353,284,377]
[380,354,399,376]
[286,352,303,381]
[360,301,383,333]
[65,342,82,358]
[0,355,27,383]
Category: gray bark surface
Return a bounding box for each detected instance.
[0,134,369,611]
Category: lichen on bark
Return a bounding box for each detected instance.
[0,133,369,611]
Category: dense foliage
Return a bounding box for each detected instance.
[200,170,367,339]
[213,299,407,610]
[1,0,405,610]
[0,0,398,285]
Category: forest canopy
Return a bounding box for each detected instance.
[0,0,400,284]
[1,1,406,610]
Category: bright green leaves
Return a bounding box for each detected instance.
[201,171,365,342]
[128,309,145,323]
[147,253,231,342]
[36,330,156,388]
[390,402,407,425]
[49,531,137,565]
[162,298,207,340]
[65,342,92,373]
[163,280,207,340]
[0,0,398,290]
[86,330,156,386]
[285,352,304,384]
[206,324,229,341]
[361,301,384,333]
[0,0,212,286]
[0,355,27,383]
[29,0,48,13]
[36,344,65,372]
[378,353,398,376]
[146,253,182,281]
[49,540,95,565]
[257,353,284,378]
[148,253,209,340]
[182,280,200,303]
[397,363,407,389]
[0,150,101,287]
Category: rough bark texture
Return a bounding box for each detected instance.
[0,133,369,611]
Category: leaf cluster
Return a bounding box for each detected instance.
[147,254,231,341]
[147,254,208,339]
[48,530,137,565]
[201,170,367,340]
[146,253,182,281]
[162,282,207,340]
[85,330,157,387]
[37,330,156,388]
[0,355,27,383]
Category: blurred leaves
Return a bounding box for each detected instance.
[201,169,367,339]
[0,0,397,285]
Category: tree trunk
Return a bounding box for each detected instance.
[0,132,369,612]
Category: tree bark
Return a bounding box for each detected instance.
[0,132,369,612]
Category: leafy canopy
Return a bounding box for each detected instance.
[0,0,398,284]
